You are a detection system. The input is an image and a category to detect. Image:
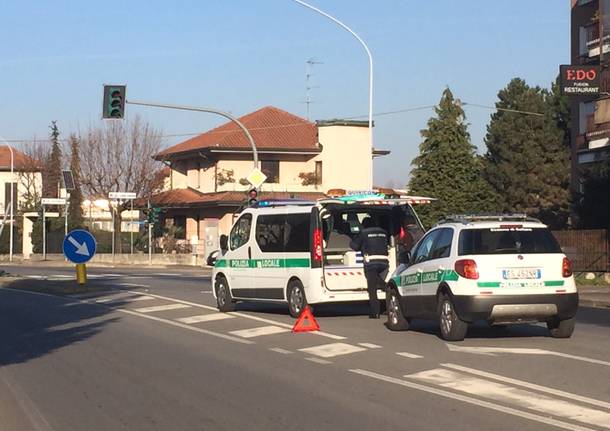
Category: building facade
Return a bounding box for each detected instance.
[149,106,387,257]
[570,0,610,192]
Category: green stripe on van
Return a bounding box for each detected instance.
[215,258,311,269]
[544,280,565,287]
[477,281,501,288]
[393,269,459,287]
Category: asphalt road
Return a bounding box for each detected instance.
[2,264,610,431]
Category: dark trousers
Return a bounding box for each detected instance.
[364,263,388,316]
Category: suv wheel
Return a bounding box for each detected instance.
[438,294,468,341]
[547,317,575,338]
[287,279,307,318]
[215,275,235,312]
[386,287,410,331]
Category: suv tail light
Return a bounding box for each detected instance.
[562,257,573,277]
[455,259,479,280]
[312,227,323,263]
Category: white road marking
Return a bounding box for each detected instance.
[305,357,332,365]
[175,313,234,324]
[133,304,191,313]
[230,325,290,338]
[358,343,381,349]
[396,352,423,359]
[447,344,610,367]
[406,368,610,429]
[127,295,156,301]
[119,283,150,288]
[442,363,610,410]
[350,369,597,431]
[2,287,253,346]
[123,290,347,340]
[299,342,366,358]
[270,347,293,354]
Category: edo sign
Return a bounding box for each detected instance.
[559,65,600,95]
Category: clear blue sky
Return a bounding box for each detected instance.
[0,0,568,187]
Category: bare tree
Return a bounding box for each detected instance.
[78,116,165,252]
[16,139,47,212]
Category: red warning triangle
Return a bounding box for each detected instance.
[292,305,320,333]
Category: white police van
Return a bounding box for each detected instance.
[386,214,579,341]
[212,194,426,317]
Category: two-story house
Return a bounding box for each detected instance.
[149,106,388,256]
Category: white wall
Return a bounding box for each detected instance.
[0,170,42,214]
[317,124,372,191]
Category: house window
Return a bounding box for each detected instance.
[261,160,280,183]
[4,182,17,212]
[173,216,187,240]
[315,161,322,185]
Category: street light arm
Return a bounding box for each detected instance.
[126,100,259,167]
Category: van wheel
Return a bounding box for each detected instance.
[547,317,575,338]
[386,287,409,331]
[287,280,307,318]
[215,275,235,312]
[438,294,468,341]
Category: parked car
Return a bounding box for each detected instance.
[386,214,579,341]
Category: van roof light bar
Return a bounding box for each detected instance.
[437,213,541,224]
[253,199,315,208]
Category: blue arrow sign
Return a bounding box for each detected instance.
[63,229,97,264]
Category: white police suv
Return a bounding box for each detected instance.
[386,214,579,341]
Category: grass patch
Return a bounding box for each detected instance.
[574,272,610,287]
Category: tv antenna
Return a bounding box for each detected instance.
[304,58,323,119]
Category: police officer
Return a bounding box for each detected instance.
[350,217,389,319]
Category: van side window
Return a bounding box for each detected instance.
[285,213,310,253]
[256,214,285,253]
[429,228,453,259]
[230,214,252,250]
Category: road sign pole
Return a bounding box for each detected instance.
[111,207,115,262]
[76,263,87,285]
[148,199,152,265]
[130,198,134,255]
[42,205,46,261]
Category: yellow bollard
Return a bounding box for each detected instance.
[76,264,87,285]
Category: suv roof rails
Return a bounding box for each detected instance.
[437,213,542,224]
[251,199,315,208]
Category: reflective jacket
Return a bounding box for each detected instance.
[349,227,389,267]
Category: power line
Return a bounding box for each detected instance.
[2,101,545,143]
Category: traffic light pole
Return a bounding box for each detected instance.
[125,100,258,167]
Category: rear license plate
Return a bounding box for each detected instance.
[502,268,541,280]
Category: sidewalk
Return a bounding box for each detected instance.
[0,260,213,272]
[578,285,610,309]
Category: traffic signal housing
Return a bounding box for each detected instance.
[102,85,126,119]
[147,206,162,225]
[247,188,258,207]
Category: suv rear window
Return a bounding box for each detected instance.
[458,228,562,255]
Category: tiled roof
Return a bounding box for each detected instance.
[138,188,325,208]
[0,146,41,171]
[156,106,319,159]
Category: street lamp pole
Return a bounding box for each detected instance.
[290,0,374,184]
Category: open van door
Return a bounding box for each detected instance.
[316,196,427,293]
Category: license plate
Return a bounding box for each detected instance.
[502,268,541,280]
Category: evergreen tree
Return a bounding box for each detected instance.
[42,121,63,199]
[409,88,497,228]
[483,78,570,229]
[68,134,85,229]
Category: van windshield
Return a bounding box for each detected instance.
[458,227,562,255]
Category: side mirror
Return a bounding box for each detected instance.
[399,249,411,265]
[207,250,219,266]
[220,234,228,253]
